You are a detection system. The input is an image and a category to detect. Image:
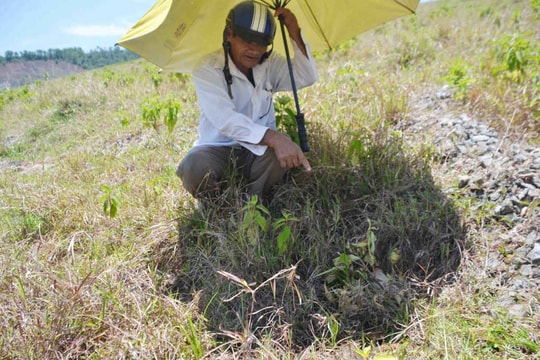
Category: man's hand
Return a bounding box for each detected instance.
[261,129,311,171]
[274,7,307,57]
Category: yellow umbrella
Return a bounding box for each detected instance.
[117,0,419,73]
[118,0,419,151]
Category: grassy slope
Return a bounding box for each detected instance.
[1,0,539,358]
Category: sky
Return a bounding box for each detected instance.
[0,0,435,55]
[0,0,154,55]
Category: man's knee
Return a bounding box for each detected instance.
[177,146,234,197]
[261,147,287,178]
[248,148,287,197]
[177,150,217,196]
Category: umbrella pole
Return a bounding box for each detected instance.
[278,16,310,152]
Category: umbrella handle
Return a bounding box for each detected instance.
[295,113,309,153]
[278,15,310,153]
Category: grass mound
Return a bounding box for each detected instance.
[158,124,465,348]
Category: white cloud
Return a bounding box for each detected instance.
[64,24,127,37]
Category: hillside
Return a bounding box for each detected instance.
[0,47,139,89]
[1,0,539,358]
[0,60,84,89]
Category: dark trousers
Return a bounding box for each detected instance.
[176,146,286,201]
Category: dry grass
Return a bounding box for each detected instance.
[1,0,539,358]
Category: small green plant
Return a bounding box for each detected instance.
[352,220,378,267]
[326,313,340,347]
[102,68,135,87]
[355,345,398,360]
[492,33,538,82]
[5,211,51,241]
[319,219,381,288]
[21,212,47,238]
[179,315,205,359]
[443,61,474,100]
[140,95,181,133]
[242,195,270,236]
[141,96,162,130]
[51,99,82,123]
[100,185,121,219]
[151,72,164,88]
[116,110,130,127]
[320,252,363,288]
[274,95,301,144]
[532,0,540,15]
[348,134,371,164]
[0,86,34,110]
[0,141,26,160]
[102,68,115,87]
[163,96,181,133]
[273,210,299,257]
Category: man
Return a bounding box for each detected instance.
[176,1,318,203]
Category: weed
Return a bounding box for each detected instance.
[151,72,164,88]
[141,95,181,133]
[179,315,206,359]
[274,94,301,144]
[102,68,135,87]
[533,0,540,14]
[99,185,121,219]
[321,252,365,288]
[19,211,49,239]
[115,110,130,126]
[240,194,270,245]
[0,141,26,159]
[141,95,162,130]
[443,61,474,101]
[0,86,33,110]
[273,210,299,258]
[493,33,538,82]
[2,0,539,358]
[163,96,181,133]
[50,99,83,123]
[356,345,399,360]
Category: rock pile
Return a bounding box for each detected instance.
[402,89,540,319]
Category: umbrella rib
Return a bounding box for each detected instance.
[257,0,276,9]
[392,0,417,14]
[303,1,331,49]
[256,0,330,49]
[257,0,291,10]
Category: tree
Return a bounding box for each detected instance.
[0,47,139,69]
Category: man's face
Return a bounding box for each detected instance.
[227,28,268,75]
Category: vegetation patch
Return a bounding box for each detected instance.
[1,0,538,358]
[163,124,464,348]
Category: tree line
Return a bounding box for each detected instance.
[0,47,139,70]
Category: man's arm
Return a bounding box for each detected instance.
[274,7,307,57]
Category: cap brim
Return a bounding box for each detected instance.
[234,27,272,46]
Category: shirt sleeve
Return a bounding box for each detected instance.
[269,32,319,92]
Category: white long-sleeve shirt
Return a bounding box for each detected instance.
[191,36,319,156]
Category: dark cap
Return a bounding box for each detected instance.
[226,1,276,46]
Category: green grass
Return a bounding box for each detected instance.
[1,0,539,358]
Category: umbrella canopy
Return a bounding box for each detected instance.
[117,0,419,73]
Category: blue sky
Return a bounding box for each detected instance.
[0,0,154,54]
[0,0,435,55]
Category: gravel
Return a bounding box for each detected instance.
[400,86,540,321]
